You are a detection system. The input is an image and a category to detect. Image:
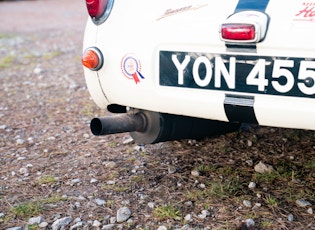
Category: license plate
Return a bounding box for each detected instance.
[159,51,315,98]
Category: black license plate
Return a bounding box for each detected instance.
[159,51,315,98]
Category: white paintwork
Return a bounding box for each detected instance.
[83,0,315,131]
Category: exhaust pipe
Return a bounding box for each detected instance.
[90,110,241,144]
[90,113,146,136]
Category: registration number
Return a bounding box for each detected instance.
[159,51,315,98]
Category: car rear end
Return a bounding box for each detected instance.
[82,0,315,143]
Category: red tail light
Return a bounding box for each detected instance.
[86,0,108,20]
[221,24,256,41]
[85,0,114,24]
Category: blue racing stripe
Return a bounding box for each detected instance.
[234,0,270,12]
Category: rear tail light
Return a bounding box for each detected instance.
[221,24,256,41]
[220,11,269,43]
[82,47,103,71]
[85,0,114,25]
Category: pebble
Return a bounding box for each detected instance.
[90,178,98,183]
[0,213,5,218]
[95,198,106,206]
[102,161,117,168]
[71,178,80,184]
[288,213,294,222]
[19,167,28,175]
[168,166,176,174]
[51,216,72,230]
[252,203,262,210]
[0,124,7,130]
[157,226,168,230]
[28,216,44,225]
[191,170,200,177]
[38,222,49,228]
[254,161,274,173]
[184,214,193,222]
[123,137,134,144]
[245,159,254,166]
[102,224,115,230]
[116,207,132,223]
[6,227,22,230]
[148,202,155,209]
[248,181,256,189]
[184,201,193,207]
[244,218,255,227]
[33,67,43,74]
[198,210,210,219]
[296,199,312,207]
[110,217,116,224]
[107,180,116,185]
[243,200,252,208]
[307,208,313,214]
[199,183,206,189]
[93,220,102,227]
[69,221,83,230]
[16,139,25,145]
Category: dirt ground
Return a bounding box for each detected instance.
[0,0,314,229]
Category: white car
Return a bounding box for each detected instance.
[82,0,315,144]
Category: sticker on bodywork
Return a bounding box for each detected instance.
[294,2,315,22]
[121,54,145,84]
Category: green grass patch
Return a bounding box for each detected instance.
[11,201,43,219]
[37,175,57,185]
[42,51,61,60]
[153,204,181,221]
[0,55,16,68]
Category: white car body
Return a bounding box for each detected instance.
[83,0,315,143]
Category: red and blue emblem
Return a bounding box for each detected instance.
[121,54,145,84]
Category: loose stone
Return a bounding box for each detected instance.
[102,224,115,230]
[90,178,98,183]
[93,220,102,227]
[95,198,106,206]
[254,161,274,173]
[184,214,193,222]
[243,200,252,208]
[191,170,200,177]
[148,202,155,209]
[244,218,255,227]
[248,182,256,189]
[51,216,73,230]
[16,139,25,145]
[157,226,168,230]
[296,199,312,207]
[288,213,294,222]
[307,208,313,214]
[28,216,44,225]
[69,222,83,230]
[116,207,132,223]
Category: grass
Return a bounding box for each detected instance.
[9,194,67,219]
[37,175,57,185]
[42,51,61,60]
[0,55,15,68]
[11,201,43,219]
[264,194,278,207]
[186,177,244,203]
[153,204,182,221]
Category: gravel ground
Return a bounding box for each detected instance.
[0,1,315,230]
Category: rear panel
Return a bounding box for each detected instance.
[83,0,315,130]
